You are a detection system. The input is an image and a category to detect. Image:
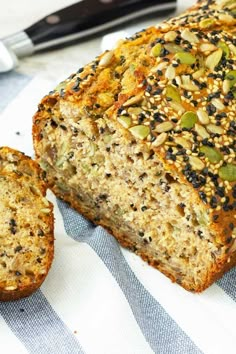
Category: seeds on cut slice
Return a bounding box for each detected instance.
[205,48,223,71]
[155,121,174,133]
[117,116,132,128]
[151,43,162,57]
[219,164,236,182]
[175,52,196,65]
[196,108,210,125]
[129,125,150,140]
[199,146,223,164]
[166,85,181,103]
[180,111,197,129]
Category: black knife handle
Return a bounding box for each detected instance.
[25,0,176,51]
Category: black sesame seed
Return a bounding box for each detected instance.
[14,245,22,253]
[206,104,216,116]
[38,229,45,237]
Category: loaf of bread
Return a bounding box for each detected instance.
[0,147,54,301]
[33,0,236,292]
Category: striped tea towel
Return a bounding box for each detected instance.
[1,11,236,354]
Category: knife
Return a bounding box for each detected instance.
[0,0,176,73]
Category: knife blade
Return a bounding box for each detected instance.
[0,0,176,73]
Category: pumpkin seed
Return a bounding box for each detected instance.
[181,29,199,44]
[219,164,236,182]
[200,146,223,164]
[205,49,223,71]
[225,70,236,87]
[55,81,67,92]
[117,116,132,128]
[151,43,162,57]
[192,68,205,79]
[127,107,142,116]
[217,41,230,58]
[166,85,181,103]
[199,18,215,28]
[129,125,150,139]
[175,52,196,65]
[180,111,197,129]
[104,134,113,144]
[164,43,183,54]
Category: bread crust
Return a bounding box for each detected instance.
[0,147,54,301]
[33,0,236,292]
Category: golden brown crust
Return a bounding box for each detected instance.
[0,147,54,302]
[33,0,236,292]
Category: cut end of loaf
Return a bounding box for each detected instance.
[0,148,54,301]
[34,112,234,292]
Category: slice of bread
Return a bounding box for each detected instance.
[0,147,54,301]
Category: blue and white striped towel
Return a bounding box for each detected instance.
[1,8,236,354]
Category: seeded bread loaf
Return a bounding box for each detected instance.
[0,147,54,301]
[33,0,236,292]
